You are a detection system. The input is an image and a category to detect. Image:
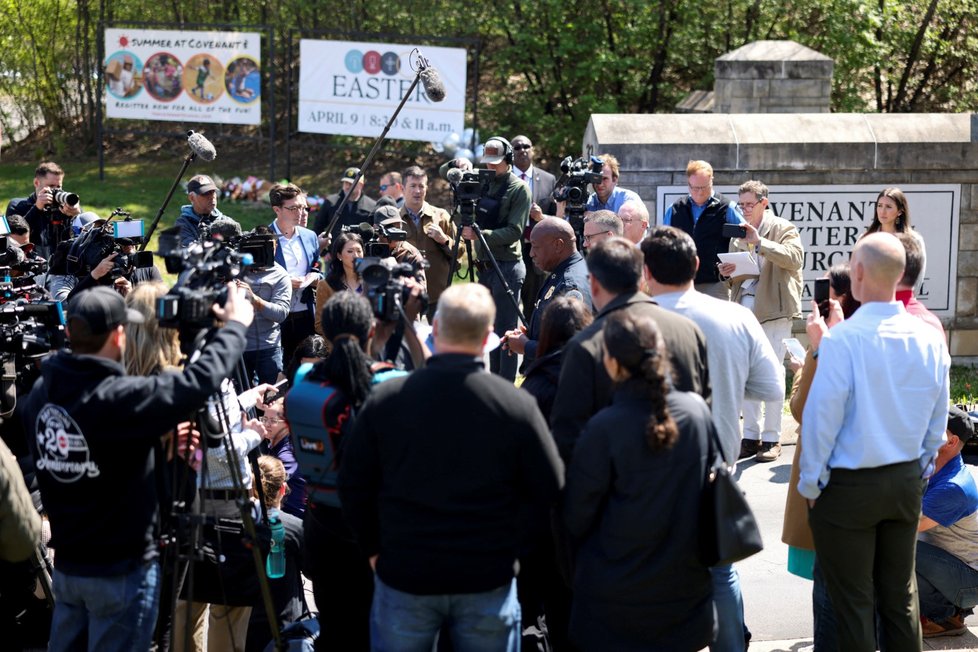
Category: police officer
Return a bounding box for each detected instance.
[462,137,531,382]
[503,217,590,365]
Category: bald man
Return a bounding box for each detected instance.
[799,232,951,651]
[503,217,590,365]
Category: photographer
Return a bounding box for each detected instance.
[237,225,292,385]
[5,161,81,257]
[462,137,531,382]
[65,237,162,303]
[22,284,255,652]
[583,154,641,215]
[372,206,428,293]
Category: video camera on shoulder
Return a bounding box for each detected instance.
[342,222,407,258]
[65,209,153,280]
[553,156,603,207]
[355,256,428,322]
[155,227,255,335]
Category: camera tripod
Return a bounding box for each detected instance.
[446,202,527,327]
[158,330,283,652]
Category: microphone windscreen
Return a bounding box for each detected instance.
[187,130,217,162]
[419,67,446,103]
[358,222,376,238]
[446,167,463,185]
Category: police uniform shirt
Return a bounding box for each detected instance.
[525,250,591,362]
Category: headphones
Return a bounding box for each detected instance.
[488,136,514,165]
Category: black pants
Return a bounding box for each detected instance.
[281,311,315,368]
[304,504,373,652]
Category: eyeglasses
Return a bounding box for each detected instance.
[260,416,284,425]
[583,231,611,243]
[281,205,309,214]
[379,184,391,191]
[688,183,711,192]
[513,144,532,151]
[738,202,760,212]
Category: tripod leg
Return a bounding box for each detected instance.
[471,225,527,326]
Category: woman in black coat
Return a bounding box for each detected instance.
[563,310,715,652]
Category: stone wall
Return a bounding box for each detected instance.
[714,41,833,114]
[582,112,978,358]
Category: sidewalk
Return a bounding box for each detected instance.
[749,630,978,651]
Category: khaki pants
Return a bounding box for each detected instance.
[172,600,252,652]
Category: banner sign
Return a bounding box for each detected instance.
[104,28,261,125]
[655,184,960,316]
[298,39,466,141]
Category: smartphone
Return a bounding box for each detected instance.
[263,378,290,405]
[783,337,807,362]
[721,223,746,239]
[813,278,831,318]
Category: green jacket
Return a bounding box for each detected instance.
[475,169,530,262]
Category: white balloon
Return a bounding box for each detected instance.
[475,144,485,158]
[456,148,474,163]
[442,132,461,156]
[431,141,444,153]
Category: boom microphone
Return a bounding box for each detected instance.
[418,65,446,103]
[446,167,463,185]
[187,130,217,162]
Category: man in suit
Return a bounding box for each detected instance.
[511,135,557,322]
[269,183,322,362]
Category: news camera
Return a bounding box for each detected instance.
[155,226,256,334]
[65,209,154,280]
[342,222,407,258]
[0,300,66,357]
[447,168,496,226]
[355,256,428,322]
[553,155,603,247]
[0,236,48,302]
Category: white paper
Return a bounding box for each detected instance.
[717,251,760,276]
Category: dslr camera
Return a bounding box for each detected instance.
[41,188,80,213]
[355,256,428,322]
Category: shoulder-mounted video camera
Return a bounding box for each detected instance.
[65,209,153,281]
[342,222,407,259]
[0,299,66,357]
[553,156,603,206]
[155,226,255,332]
[355,256,428,322]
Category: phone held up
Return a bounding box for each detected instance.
[814,278,831,319]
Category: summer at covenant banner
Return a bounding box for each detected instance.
[103,28,262,125]
[655,184,960,316]
[298,39,466,142]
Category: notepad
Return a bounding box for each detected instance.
[717,251,760,276]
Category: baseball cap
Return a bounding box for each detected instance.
[372,205,402,226]
[69,287,144,336]
[947,405,976,441]
[481,138,508,164]
[187,174,218,194]
[72,212,102,236]
[340,167,363,185]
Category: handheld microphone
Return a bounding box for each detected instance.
[446,167,463,185]
[187,130,217,162]
[418,65,446,103]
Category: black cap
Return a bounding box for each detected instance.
[187,174,218,194]
[69,287,144,336]
[948,405,975,441]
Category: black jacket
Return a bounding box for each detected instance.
[668,193,735,284]
[339,353,564,595]
[564,381,715,651]
[22,322,247,575]
[520,348,565,423]
[314,192,376,237]
[550,291,710,464]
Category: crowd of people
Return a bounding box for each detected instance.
[0,142,968,652]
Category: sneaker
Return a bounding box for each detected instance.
[922,613,967,638]
[739,439,760,460]
[755,441,782,462]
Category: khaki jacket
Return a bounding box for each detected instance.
[727,210,804,323]
[401,201,457,305]
[782,350,818,550]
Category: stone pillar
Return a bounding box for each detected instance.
[714,40,833,114]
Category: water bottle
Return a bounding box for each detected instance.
[266,508,285,579]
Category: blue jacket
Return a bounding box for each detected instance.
[270,222,321,312]
[176,204,229,246]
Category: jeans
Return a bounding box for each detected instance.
[916,539,978,621]
[49,560,160,652]
[370,575,521,652]
[243,347,284,386]
[479,258,526,382]
[710,564,748,652]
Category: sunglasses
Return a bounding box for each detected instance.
[513,144,532,151]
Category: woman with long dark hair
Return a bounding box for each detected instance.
[563,310,715,651]
[866,187,911,235]
[292,291,403,651]
[314,232,364,336]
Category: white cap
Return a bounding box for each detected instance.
[481,138,508,164]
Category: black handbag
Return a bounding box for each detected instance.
[698,427,763,566]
